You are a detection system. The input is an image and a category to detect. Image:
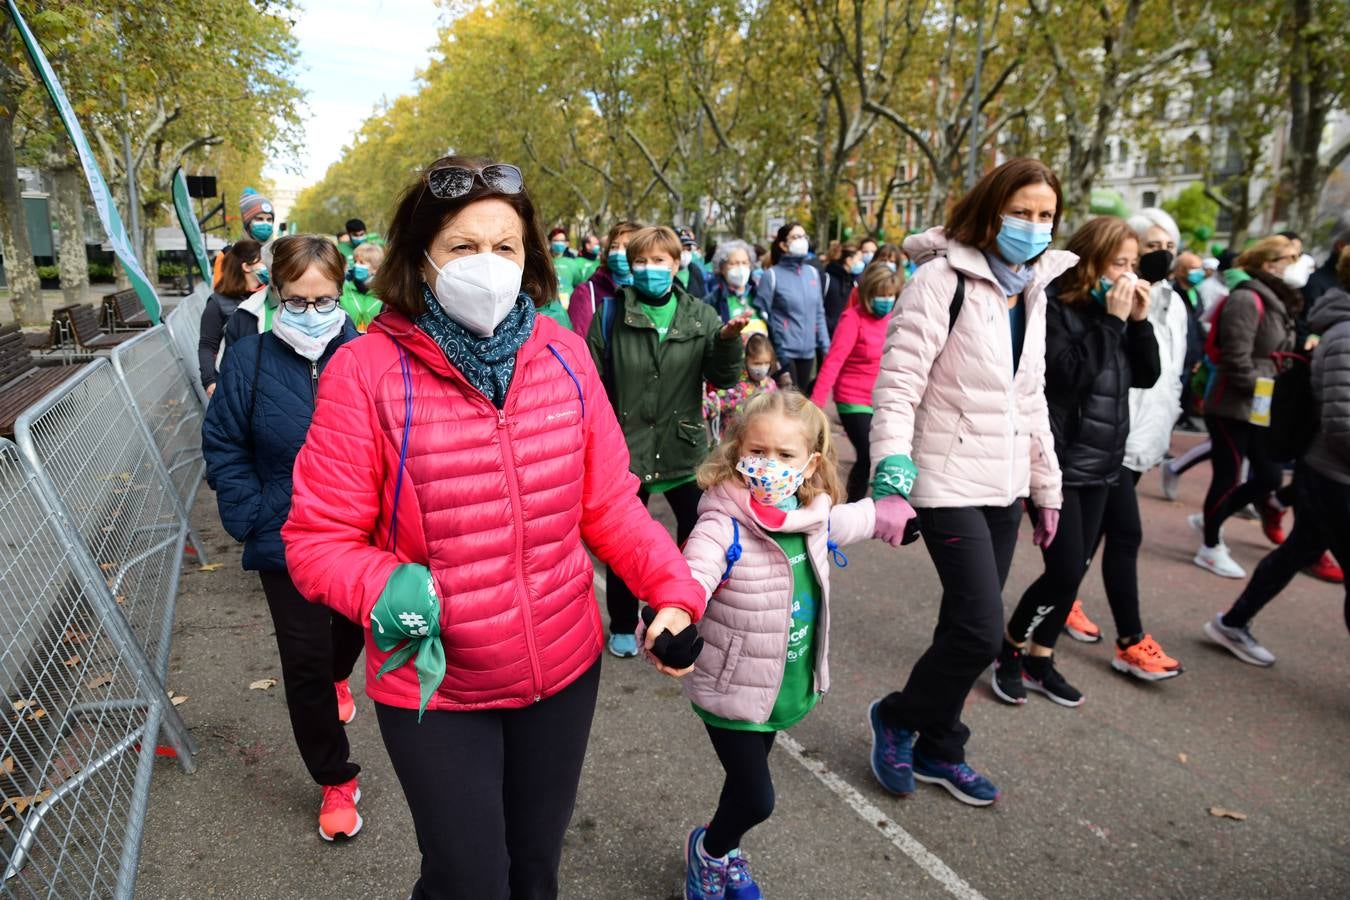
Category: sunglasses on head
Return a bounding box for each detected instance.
[426,163,525,199]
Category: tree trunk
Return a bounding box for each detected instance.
[51,164,89,307]
[811,93,832,248]
[0,92,44,325]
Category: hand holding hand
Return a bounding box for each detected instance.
[641,606,701,677]
[1033,508,1060,550]
[873,495,921,547]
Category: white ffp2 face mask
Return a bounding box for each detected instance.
[423,250,523,337]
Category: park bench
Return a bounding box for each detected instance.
[102,288,155,331]
[0,329,80,437]
[61,303,140,352]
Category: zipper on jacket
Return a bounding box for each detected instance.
[497,407,545,701]
[309,360,318,404]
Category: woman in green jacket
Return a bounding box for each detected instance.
[587,225,748,656]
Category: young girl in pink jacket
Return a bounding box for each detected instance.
[668,390,914,900]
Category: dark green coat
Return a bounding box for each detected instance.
[586,283,743,483]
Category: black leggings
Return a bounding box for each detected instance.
[375,659,601,900]
[1203,415,1283,547]
[877,503,1022,762]
[258,570,365,786]
[1224,467,1350,632]
[1091,468,1145,640]
[783,357,816,393]
[606,481,702,635]
[703,725,777,858]
[1009,485,1111,650]
[838,411,873,502]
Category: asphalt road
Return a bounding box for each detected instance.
[137,433,1350,899]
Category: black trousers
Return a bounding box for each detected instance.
[784,357,816,393]
[376,659,601,900]
[1224,467,1350,632]
[878,503,1022,763]
[1092,468,1145,640]
[258,570,364,786]
[1009,485,1111,650]
[1203,415,1283,547]
[838,411,873,502]
[703,725,777,859]
[606,481,702,635]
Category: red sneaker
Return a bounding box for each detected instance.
[1260,503,1286,545]
[319,778,362,841]
[335,679,356,725]
[1063,599,1102,643]
[1305,552,1344,584]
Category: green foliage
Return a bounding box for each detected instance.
[88,262,114,281]
[1162,184,1220,249]
[36,265,60,280]
[157,261,188,278]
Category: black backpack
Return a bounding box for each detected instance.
[1264,351,1318,462]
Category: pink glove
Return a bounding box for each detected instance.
[1033,507,1060,550]
[874,495,921,547]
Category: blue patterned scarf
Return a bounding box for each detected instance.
[415,284,536,408]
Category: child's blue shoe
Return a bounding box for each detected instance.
[725,850,763,900]
[685,825,726,900]
[868,699,915,795]
[912,749,1000,806]
[608,632,639,658]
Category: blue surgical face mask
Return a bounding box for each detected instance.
[254,265,270,286]
[352,264,370,283]
[1090,275,1113,304]
[849,259,865,276]
[551,241,567,255]
[1187,268,1205,286]
[279,304,343,339]
[350,235,366,247]
[249,221,274,242]
[995,215,1053,265]
[607,249,632,285]
[872,296,896,315]
[862,251,875,265]
[904,261,917,277]
[632,265,674,301]
[885,261,898,273]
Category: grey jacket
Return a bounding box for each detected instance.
[1305,287,1350,485]
[1206,274,1296,422]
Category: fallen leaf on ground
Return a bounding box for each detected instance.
[85,674,112,690]
[1,756,14,775]
[98,562,116,573]
[11,699,29,712]
[197,563,223,572]
[1208,806,1247,821]
[1178,752,1188,764]
[169,694,187,706]
[63,629,89,644]
[63,655,81,668]
[248,678,277,691]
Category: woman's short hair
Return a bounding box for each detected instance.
[1237,235,1295,273]
[945,157,1062,257]
[1127,208,1181,249]
[857,264,905,314]
[271,235,345,296]
[626,226,681,264]
[1054,217,1138,305]
[376,155,557,316]
[711,239,754,273]
[216,239,262,297]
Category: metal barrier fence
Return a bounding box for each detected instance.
[162,285,209,408]
[0,438,195,899]
[110,327,209,561]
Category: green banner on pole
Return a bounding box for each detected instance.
[7,0,161,322]
[172,167,211,283]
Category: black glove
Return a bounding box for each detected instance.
[640,605,704,669]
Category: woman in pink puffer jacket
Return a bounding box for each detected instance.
[865,158,1071,809]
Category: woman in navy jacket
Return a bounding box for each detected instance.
[201,234,365,843]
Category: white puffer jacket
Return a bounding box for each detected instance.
[870,228,1072,510]
[1123,282,1188,473]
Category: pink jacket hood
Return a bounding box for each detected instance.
[677,480,876,725]
[873,227,1074,509]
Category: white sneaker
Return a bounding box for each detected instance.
[1203,613,1275,666]
[1161,464,1180,501]
[1193,544,1246,579]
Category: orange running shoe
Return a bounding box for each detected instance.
[1063,599,1101,643]
[319,778,362,841]
[1111,635,1182,681]
[1260,503,1286,545]
[1305,551,1344,584]
[335,679,356,725]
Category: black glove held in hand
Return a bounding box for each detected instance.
[640,605,704,669]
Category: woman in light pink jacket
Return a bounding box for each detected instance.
[865,158,1071,808]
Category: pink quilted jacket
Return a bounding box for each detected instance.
[283,307,705,712]
[811,303,891,407]
[869,228,1071,510]
[678,481,876,724]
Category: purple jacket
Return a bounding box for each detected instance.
[569,267,617,340]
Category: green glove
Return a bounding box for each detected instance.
[370,564,445,720]
[872,454,918,500]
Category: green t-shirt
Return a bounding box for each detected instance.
[340,281,382,332]
[553,255,586,300]
[696,530,821,732]
[640,300,678,342]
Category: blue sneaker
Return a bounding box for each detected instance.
[608,632,639,658]
[867,699,914,795]
[685,826,726,899]
[912,749,1000,806]
[725,850,763,900]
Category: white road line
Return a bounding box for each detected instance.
[594,567,982,898]
[777,733,988,900]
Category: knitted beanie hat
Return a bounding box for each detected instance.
[240,188,274,226]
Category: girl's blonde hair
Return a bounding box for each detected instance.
[697,390,845,505]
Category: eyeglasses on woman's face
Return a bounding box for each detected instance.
[280,295,339,315]
[426,163,524,200]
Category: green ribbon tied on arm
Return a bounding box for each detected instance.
[871,454,918,500]
[370,564,445,720]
